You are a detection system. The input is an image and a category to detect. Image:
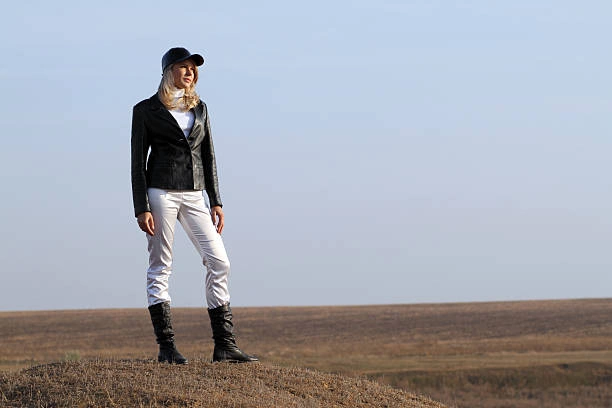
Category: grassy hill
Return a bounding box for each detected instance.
[1,298,611,407]
[0,360,445,407]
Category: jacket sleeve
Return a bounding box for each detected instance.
[202,103,223,208]
[131,104,151,216]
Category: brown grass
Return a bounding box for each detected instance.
[0,360,445,408]
[370,362,612,408]
[1,298,611,407]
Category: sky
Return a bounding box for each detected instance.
[1,1,610,311]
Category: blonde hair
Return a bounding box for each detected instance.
[157,64,200,110]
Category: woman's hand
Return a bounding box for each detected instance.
[211,206,225,234]
[137,212,155,235]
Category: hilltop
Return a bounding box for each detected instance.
[0,359,445,407]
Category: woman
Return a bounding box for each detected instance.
[131,47,257,364]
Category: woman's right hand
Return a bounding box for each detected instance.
[137,212,155,235]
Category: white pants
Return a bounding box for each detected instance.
[146,188,230,309]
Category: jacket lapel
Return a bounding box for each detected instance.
[186,101,204,144]
[148,94,203,144]
[148,94,184,133]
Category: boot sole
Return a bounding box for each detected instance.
[158,359,189,365]
[212,359,259,364]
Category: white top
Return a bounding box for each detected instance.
[167,89,195,138]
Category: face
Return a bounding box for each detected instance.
[171,59,197,89]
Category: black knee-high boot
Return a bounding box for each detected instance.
[148,302,188,364]
[208,303,258,363]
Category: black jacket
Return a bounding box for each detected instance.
[131,94,222,217]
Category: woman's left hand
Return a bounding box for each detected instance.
[211,206,225,234]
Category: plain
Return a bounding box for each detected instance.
[1,298,610,407]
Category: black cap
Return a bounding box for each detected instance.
[161,47,204,73]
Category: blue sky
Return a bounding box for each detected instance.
[1,1,610,311]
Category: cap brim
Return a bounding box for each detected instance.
[183,53,204,66]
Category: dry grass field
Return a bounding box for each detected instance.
[1,298,610,407]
